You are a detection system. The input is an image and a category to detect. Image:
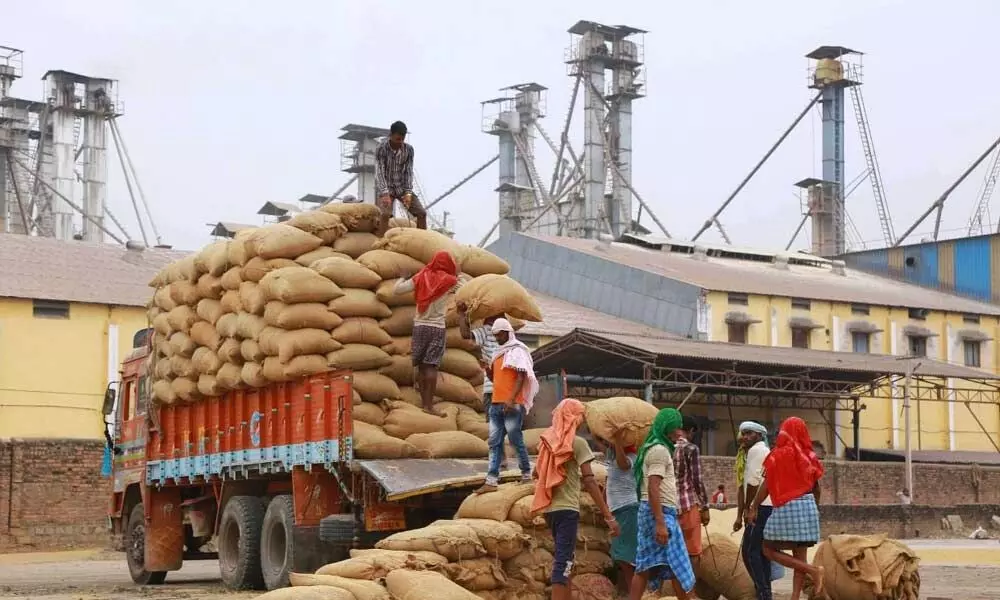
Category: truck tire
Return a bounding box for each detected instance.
[260,495,297,590]
[125,503,167,585]
[319,513,356,547]
[218,496,266,590]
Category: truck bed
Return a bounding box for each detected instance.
[353,458,537,501]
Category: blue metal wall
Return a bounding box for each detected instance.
[840,234,998,304]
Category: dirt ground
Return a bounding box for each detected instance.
[0,542,998,600]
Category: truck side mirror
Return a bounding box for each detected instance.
[102,384,117,419]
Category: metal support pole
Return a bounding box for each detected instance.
[5,153,30,234]
[321,174,360,206]
[522,172,585,232]
[852,397,861,461]
[477,219,501,248]
[903,359,915,499]
[424,155,498,211]
[109,119,149,246]
[550,74,582,197]
[109,118,162,245]
[692,91,823,241]
[895,133,1000,245]
[104,205,132,241]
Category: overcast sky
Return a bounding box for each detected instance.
[6,0,1000,252]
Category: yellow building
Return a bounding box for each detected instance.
[0,235,185,439]
[491,233,1000,455]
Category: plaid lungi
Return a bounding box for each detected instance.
[411,324,446,367]
[634,501,696,593]
[763,493,820,544]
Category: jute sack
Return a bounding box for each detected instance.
[288,573,391,600]
[192,346,222,375]
[296,247,352,267]
[263,301,343,330]
[167,305,198,333]
[328,289,393,319]
[317,202,381,233]
[152,313,173,337]
[382,401,459,438]
[216,362,243,390]
[443,519,527,561]
[810,535,921,600]
[261,266,346,304]
[352,370,402,403]
[332,318,393,347]
[170,254,202,282]
[327,344,392,371]
[152,379,176,404]
[375,227,463,264]
[357,251,426,282]
[353,402,387,426]
[440,349,484,379]
[190,321,221,351]
[216,313,239,338]
[276,329,341,363]
[459,246,510,277]
[253,586,354,600]
[220,266,242,291]
[262,356,293,382]
[170,377,199,403]
[406,431,488,459]
[506,496,545,529]
[220,289,242,314]
[570,574,615,600]
[375,522,486,561]
[333,232,379,258]
[379,306,416,336]
[169,332,197,358]
[285,354,331,379]
[194,240,230,277]
[584,397,659,449]
[503,548,553,583]
[389,217,416,228]
[241,362,268,388]
[382,336,412,356]
[170,280,201,306]
[153,286,177,312]
[241,339,266,362]
[257,326,285,356]
[312,257,382,290]
[196,273,224,300]
[695,534,755,600]
[504,578,547,600]
[315,547,447,579]
[197,374,223,397]
[436,371,482,406]
[441,558,508,591]
[196,298,224,325]
[455,483,534,522]
[375,278,416,307]
[217,338,243,365]
[396,387,435,407]
[352,421,427,459]
[446,328,479,352]
[454,275,542,323]
[385,569,481,600]
[154,358,172,380]
[576,525,611,553]
[456,408,489,440]
[226,228,258,266]
[239,281,268,315]
[242,257,299,283]
[236,313,267,340]
[286,210,348,244]
[503,429,545,457]
[573,550,612,575]
[378,355,413,385]
[247,224,323,260]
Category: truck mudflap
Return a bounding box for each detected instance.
[353,458,536,502]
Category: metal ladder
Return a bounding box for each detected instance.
[967,147,1000,235]
[849,85,895,246]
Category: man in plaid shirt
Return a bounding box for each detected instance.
[374,121,428,235]
[673,416,710,566]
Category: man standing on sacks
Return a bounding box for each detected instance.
[374,120,428,235]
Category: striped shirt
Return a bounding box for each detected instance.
[472,327,499,395]
[374,140,414,198]
[674,437,709,513]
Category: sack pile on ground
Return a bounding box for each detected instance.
[146,207,541,458]
[807,534,920,600]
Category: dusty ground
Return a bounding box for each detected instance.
[0,541,998,599]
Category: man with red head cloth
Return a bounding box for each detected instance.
[392,250,460,413]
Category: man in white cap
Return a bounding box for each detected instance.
[734,421,782,600]
[475,317,537,493]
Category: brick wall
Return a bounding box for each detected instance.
[0,439,110,550]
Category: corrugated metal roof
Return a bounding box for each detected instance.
[0,234,189,307]
[521,292,670,338]
[553,329,1000,380]
[525,234,1000,316]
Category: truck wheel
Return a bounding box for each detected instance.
[218,496,266,590]
[319,513,356,547]
[125,504,167,585]
[260,495,297,590]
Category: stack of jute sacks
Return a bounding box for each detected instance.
[260,479,616,600]
[146,204,543,460]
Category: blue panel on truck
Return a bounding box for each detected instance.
[954,236,993,302]
[146,439,350,484]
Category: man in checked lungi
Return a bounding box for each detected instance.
[629,408,695,600]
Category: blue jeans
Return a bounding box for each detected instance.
[741,505,781,600]
[485,403,531,485]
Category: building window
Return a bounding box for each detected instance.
[791,298,811,310]
[728,323,748,344]
[908,335,927,357]
[791,328,810,349]
[963,315,981,325]
[908,307,928,321]
[852,331,870,354]
[32,299,70,319]
[964,340,982,368]
[850,304,870,316]
[728,292,749,306]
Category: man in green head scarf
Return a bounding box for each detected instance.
[627,407,694,600]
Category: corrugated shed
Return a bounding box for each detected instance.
[938,240,955,289]
[888,247,904,274]
[992,236,1000,302]
[953,236,992,302]
[902,243,939,287]
[520,292,667,338]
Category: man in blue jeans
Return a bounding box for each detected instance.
[457,303,505,467]
[474,318,536,493]
[735,421,784,600]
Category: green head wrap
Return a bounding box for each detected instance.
[633,408,684,491]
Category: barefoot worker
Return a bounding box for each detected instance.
[593,433,639,595]
[392,250,460,413]
[746,417,825,600]
[532,398,620,600]
[375,120,428,235]
[629,408,695,600]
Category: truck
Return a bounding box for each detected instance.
[107,329,501,591]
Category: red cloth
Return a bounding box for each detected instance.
[412,251,458,314]
[531,398,586,514]
[763,417,824,508]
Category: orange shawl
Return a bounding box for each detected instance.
[531,398,586,513]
